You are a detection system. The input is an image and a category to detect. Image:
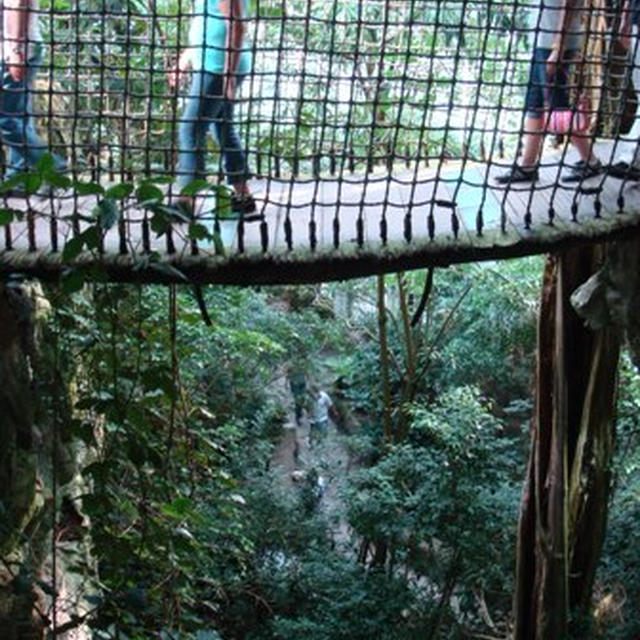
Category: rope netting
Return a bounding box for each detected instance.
[1,0,640,271]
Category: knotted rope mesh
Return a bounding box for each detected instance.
[1,0,640,266]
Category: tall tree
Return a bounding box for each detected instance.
[0,283,43,639]
[514,246,620,639]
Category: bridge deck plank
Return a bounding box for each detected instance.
[2,141,640,284]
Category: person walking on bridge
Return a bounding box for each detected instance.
[1,0,66,191]
[169,0,258,220]
[495,0,603,185]
[608,0,640,180]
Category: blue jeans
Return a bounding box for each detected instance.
[0,45,66,177]
[176,71,249,190]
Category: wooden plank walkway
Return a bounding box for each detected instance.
[2,142,640,284]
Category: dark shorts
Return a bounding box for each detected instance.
[524,47,577,118]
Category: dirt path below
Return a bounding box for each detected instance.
[271,390,352,545]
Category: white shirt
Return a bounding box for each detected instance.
[529,0,585,51]
[312,391,333,423]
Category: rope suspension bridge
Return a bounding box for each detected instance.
[1,0,639,285]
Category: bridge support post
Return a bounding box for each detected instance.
[513,246,620,640]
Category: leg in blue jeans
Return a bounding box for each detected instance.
[0,46,66,177]
[209,78,249,186]
[176,71,249,190]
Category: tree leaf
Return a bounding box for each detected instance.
[95,198,120,230]
[149,261,189,282]
[149,203,191,224]
[150,211,170,236]
[61,268,85,293]
[35,152,55,173]
[62,235,85,262]
[24,172,42,195]
[44,170,71,189]
[188,223,211,241]
[213,185,233,219]
[0,209,14,225]
[73,181,105,196]
[136,182,164,204]
[83,225,101,250]
[105,183,134,200]
[180,178,210,196]
[0,172,27,193]
[159,496,194,520]
[62,227,100,260]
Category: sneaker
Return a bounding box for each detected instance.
[607,161,640,181]
[231,194,261,222]
[561,159,603,183]
[494,165,539,185]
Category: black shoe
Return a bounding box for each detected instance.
[607,161,640,181]
[494,165,539,185]
[561,160,603,183]
[231,194,261,222]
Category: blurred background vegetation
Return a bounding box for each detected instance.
[38,0,532,180]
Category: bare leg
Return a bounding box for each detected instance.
[522,116,597,166]
[520,115,545,167]
[494,115,547,183]
[570,131,598,164]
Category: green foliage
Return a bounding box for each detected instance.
[250,0,532,166]
[594,353,640,639]
[428,259,541,405]
[264,552,426,640]
[320,262,540,450]
[345,386,519,635]
[47,285,278,636]
[42,281,360,637]
[28,259,638,639]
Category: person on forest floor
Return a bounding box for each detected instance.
[308,387,337,447]
[168,0,258,220]
[608,0,640,180]
[329,375,356,435]
[494,0,603,185]
[287,364,307,427]
[1,0,66,195]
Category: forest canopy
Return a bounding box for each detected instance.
[2,258,639,639]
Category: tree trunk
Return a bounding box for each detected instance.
[0,283,94,639]
[514,246,620,639]
[377,275,393,442]
[0,283,44,639]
